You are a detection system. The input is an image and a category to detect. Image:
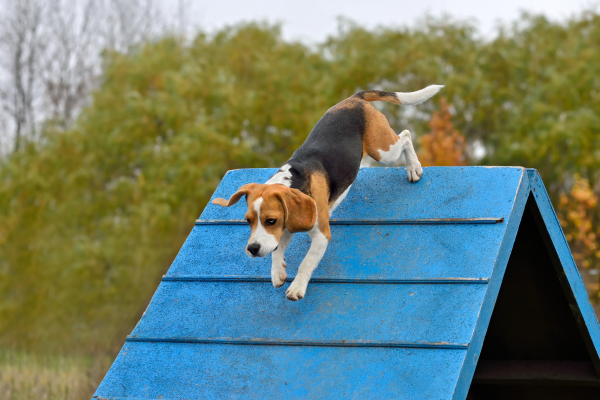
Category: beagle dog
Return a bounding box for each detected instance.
[213,85,443,300]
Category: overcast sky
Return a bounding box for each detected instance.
[169,0,598,42]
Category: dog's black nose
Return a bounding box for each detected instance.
[247,244,261,256]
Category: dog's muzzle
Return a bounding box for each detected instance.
[247,243,261,256]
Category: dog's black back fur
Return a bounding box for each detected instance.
[284,100,365,202]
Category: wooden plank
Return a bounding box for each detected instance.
[168,224,505,279]
[200,167,524,221]
[131,281,486,345]
[95,342,466,400]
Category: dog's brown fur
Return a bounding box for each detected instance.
[215,184,316,237]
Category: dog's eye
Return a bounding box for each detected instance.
[265,219,277,226]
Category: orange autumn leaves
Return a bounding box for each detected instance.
[559,176,599,265]
[558,176,600,291]
[418,98,467,167]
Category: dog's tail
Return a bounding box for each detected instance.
[352,85,444,106]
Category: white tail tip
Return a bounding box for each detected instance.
[395,85,444,106]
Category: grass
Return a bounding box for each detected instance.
[0,349,111,400]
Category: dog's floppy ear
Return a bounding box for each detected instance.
[212,183,259,207]
[275,187,316,233]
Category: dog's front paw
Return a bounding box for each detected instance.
[271,261,288,288]
[406,162,423,182]
[286,278,308,301]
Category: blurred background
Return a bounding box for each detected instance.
[1,0,599,398]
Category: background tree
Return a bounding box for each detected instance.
[419,97,467,167]
[0,0,44,151]
[0,0,164,153]
[558,175,600,301]
[0,10,600,399]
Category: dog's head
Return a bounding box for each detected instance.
[212,184,316,257]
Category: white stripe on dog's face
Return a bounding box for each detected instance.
[246,197,279,258]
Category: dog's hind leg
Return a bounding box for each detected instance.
[363,104,423,182]
[398,130,423,182]
[271,229,293,288]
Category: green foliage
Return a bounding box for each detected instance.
[1,14,600,359]
[476,12,600,186]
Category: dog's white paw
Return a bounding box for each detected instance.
[271,258,287,288]
[407,162,423,182]
[286,278,308,301]
[399,130,423,182]
[271,261,287,288]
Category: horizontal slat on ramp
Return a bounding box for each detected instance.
[201,167,524,221]
[131,282,486,345]
[95,342,466,400]
[126,337,468,349]
[93,398,156,400]
[162,276,489,284]
[169,224,505,279]
[195,217,505,225]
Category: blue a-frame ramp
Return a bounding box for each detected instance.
[94,167,600,400]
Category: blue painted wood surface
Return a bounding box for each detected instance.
[93,166,600,400]
[130,281,486,345]
[96,343,466,400]
[451,166,529,399]
[169,224,505,279]
[200,167,523,221]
